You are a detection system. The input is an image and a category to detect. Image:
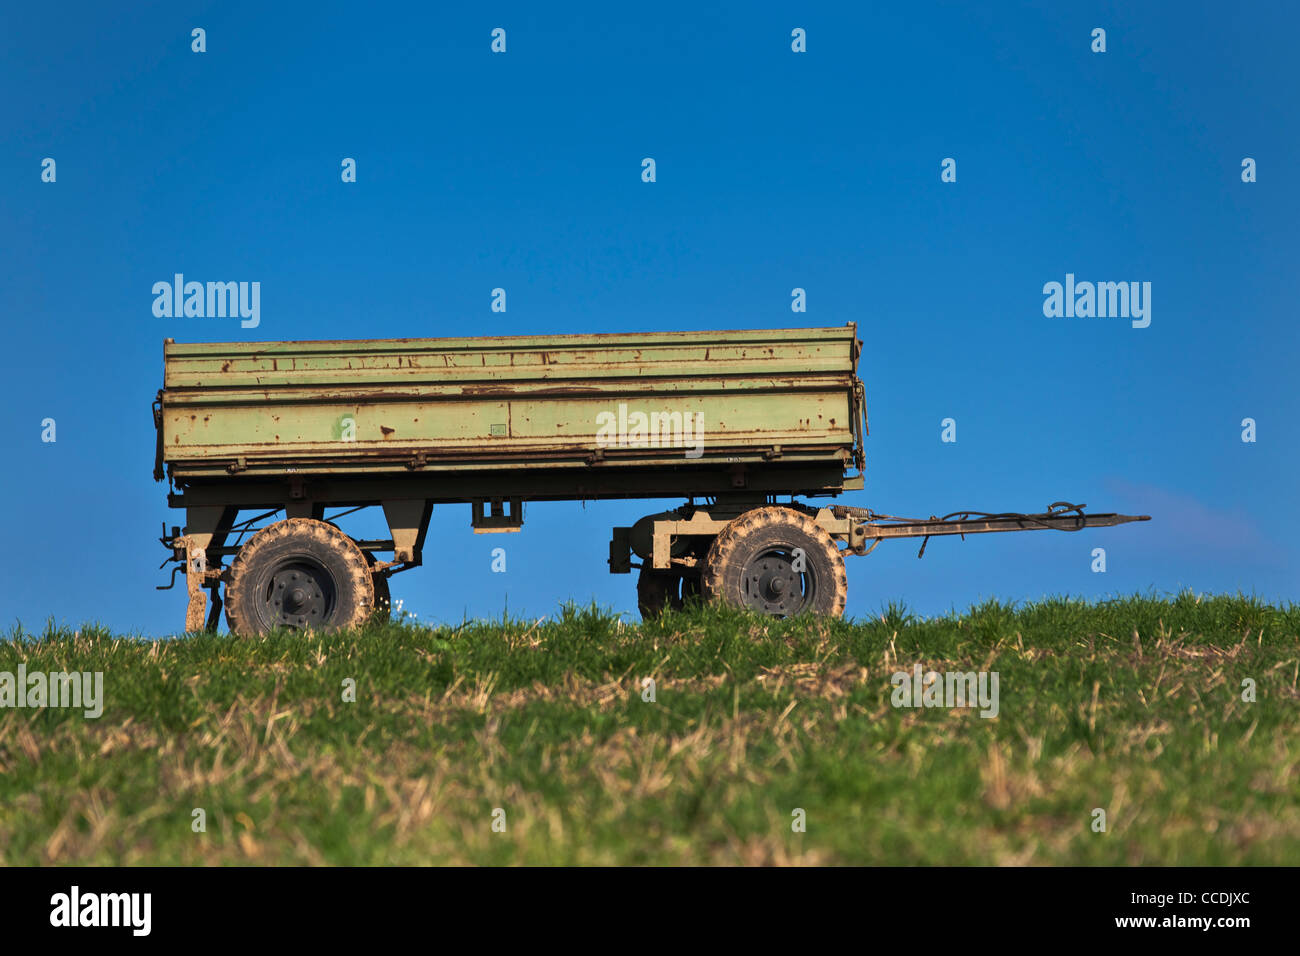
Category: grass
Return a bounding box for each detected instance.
[1,592,1297,865]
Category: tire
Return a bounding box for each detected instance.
[700,506,847,618]
[637,568,701,619]
[225,518,375,635]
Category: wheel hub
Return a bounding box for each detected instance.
[743,550,809,617]
[265,563,334,628]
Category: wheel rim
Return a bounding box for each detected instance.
[262,559,337,629]
[741,547,813,617]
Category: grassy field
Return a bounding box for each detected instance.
[0,593,1297,865]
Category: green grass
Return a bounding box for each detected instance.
[1,592,1297,865]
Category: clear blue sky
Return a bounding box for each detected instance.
[2,1,1296,635]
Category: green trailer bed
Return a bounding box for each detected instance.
[155,325,866,484]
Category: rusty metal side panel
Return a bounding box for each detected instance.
[161,393,852,460]
[163,326,858,388]
[158,326,862,477]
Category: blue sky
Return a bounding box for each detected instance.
[2,1,1296,635]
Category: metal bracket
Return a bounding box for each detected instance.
[382,499,433,563]
[472,498,524,533]
[183,537,209,632]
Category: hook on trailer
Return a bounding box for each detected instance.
[156,565,183,590]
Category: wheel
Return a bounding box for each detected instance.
[224,518,375,635]
[637,568,701,618]
[700,506,847,618]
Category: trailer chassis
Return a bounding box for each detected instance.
[159,467,1148,631]
[611,500,1149,574]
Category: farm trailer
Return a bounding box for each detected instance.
[153,325,1148,634]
